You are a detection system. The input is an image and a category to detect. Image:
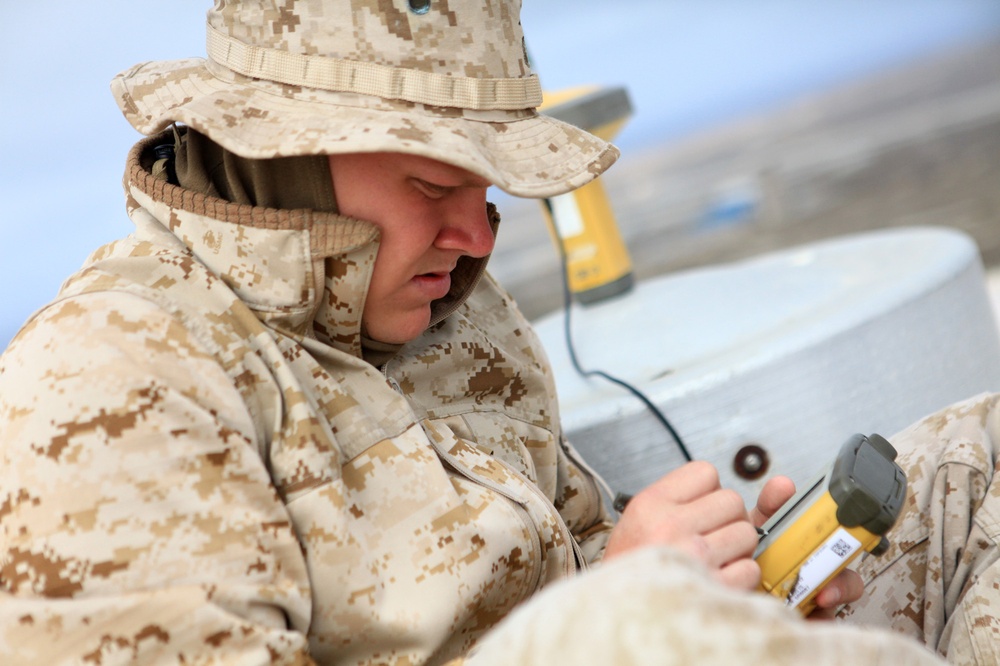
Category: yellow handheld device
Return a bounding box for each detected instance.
[540,86,635,305]
[753,433,907,615]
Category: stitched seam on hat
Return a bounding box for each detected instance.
[206,23,541,111]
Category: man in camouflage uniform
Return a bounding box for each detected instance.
[0,1,995,664]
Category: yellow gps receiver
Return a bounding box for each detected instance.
[753,433,907,615]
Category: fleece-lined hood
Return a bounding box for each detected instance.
[123,131,497,361]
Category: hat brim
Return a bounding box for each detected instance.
[112,58,619,199]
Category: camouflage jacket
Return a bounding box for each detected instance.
[0,134,614,665]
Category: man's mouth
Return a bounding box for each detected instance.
[417,263,457,280]
[411,270,453,299]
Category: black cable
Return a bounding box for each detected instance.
[546,201,693,508]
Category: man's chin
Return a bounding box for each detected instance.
[361,310,432,345]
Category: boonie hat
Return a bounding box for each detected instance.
[112,0,619,198]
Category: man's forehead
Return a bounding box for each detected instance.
[327,151,495,189]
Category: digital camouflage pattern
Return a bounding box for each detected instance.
[2,139,1000,663]
[0,133,613,664]
[111,0,619,198]
[3,3,1000,659]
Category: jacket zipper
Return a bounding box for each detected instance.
[492,455,587,577]
[426,436,546,597]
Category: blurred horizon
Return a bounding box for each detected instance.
[3,1,1000,349]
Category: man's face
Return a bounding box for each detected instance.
[328,152,495,344]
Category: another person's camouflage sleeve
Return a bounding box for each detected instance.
[840,392,1000,664]
[0,293,315,664]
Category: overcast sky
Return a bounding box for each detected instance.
[3,0,1000,348]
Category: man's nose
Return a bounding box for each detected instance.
[436,191,495,258]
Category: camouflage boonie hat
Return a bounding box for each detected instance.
[111,0,619,198]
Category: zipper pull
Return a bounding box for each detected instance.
[381,365,404,395]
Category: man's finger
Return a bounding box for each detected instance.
[702,520,761,569]
[714,557,762,591]
[683,487,749,534]
[811,569,865,616]
[644,460,722,504]
[750,475,796,527]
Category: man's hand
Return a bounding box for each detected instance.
[603,463,865,614]
[603,461,761,590]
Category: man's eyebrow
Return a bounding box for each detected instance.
[463,175,493,188]
[419,167,492,189]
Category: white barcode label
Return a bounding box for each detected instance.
[786,527,862,607]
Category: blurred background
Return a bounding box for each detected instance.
[2,0,1000,348]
